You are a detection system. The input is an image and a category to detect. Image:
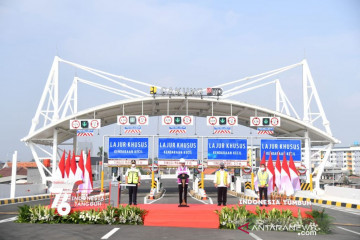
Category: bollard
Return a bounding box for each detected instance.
[101,171,104,192]
[251,172,254,190]
[201,171,204,189]
[151,171,155,189]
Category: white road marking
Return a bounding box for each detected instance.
[101,227,120,239]
[249,232,263,240]
[312,203,360,216]
[337,226,360,235]
[0,216,17,223]
[188,192,208,204]
[146,189,166,204]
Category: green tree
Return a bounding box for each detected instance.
[97,146,108,158]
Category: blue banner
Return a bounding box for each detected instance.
[158,138,198,159]
[109,137,148,159]
[208,139,247,160]
[260,139,301,161]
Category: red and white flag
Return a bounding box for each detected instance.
[55,151,66,179]
[266,152,275,195]
[289,153,301,192]
[75,151,85,180]
[64,151,71,179]
[75,151,85,192]
[280,153,294,196]
[83,150,93,194]
[68,151,77,179]
[275,152,282,191]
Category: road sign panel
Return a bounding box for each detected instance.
[70,119,101,129]
[206,116,238,126]
[250,117,280,127]
[260,139,301,161]
[208,139,247,160]
[117,115,149,125]
[158,138,198,159]
[108,137,149,159]
[161,116,193,126]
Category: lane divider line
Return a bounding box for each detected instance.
[0,216,17,224]
[337,226,360,236]
[101,227,120,239]
[249,232,263,240]
[147,189,166,204]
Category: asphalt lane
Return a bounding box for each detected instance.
[0,179,359,240]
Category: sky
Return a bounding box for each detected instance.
[0,0,359,162]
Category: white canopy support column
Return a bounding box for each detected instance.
[313,143,333,191]
[304,130,311,183]
[52,128,58,176]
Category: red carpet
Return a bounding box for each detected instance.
[138,204,312,229]
[66,204,312,229]
[140,204,220,228]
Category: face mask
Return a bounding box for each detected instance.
[131,164,136,168]
[261,167,265,171]
[220,166,224,169]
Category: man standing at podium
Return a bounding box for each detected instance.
[125,160,141,205]
[176,158,190,207]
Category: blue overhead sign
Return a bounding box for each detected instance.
[109,137,148,159]
[260,139,301,161]
[208,139,247,160]
[158,138,198,159]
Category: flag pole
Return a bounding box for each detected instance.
[101,135,105,193]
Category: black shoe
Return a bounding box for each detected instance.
[223,204,227,206]
[178,204,182,207]
[265,204,268,207]
[260,204,263,207]
[217,204,221,206]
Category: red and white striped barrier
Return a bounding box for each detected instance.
[124,129,141,134]
[214,130,231,134]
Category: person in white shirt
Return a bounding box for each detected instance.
[125,160,141,205]
[213,162,231,206]
[176,158,190,207]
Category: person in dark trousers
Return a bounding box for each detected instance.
[176,158,190,207]
[214,162,231,206]
[125,160,141,205]
[257,163,269,206]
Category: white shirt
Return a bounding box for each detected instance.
[213,169,231,187]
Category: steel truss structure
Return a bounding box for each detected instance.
[22,56,340,191]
